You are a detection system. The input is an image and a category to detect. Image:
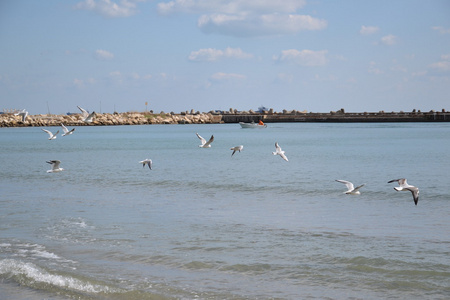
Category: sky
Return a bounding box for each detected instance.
[1,0,450,115]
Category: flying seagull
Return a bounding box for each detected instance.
[46,160,64,173]
[14,109,28,122]
[77,106,95,123]
[139,159,152,170]
[335,180,366,195]
[61,123,75,136]
[388,178,419,205]
[42,128,59,140]
[230,145,243,156]
[272,142,288,161]
[196,133,214,148]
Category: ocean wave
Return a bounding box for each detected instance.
[0,259,121,297]
[0,241,77,266]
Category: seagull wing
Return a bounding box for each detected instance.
[398,178,408,186]
[47,160,61,170]
[230,145,242,156]
[275,142,281,151]
[84,112,95,122]
[336,180,354,191]
[353,183,366,192]
[77,106,89,118]
[410,188,419,205]
[61,124,69,134]
[280,152,289,161]
[196,133,206,145]
[19,111,28,122]
[204,135,214,147]
[42,129,53,138]
[52,160,61,169]
[388,178,404,184]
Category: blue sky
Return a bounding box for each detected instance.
[1,0,449,115]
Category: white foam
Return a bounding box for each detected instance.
[31,249,61,260]
[0,259,118,293]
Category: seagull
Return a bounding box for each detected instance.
[14,109,28,122]
[196,133,214,148]
[230,145,243,156]
[61,123,75,136]
[42,128,59,140]
[335,180,365,195]
[388,178,419,205]
[139,159,152,170]
[46,160,64,173]
[272,142,288,161]
[77,106,95,123]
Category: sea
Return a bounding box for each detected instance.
[0,122,449,300]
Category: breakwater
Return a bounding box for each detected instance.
[1,109,449,127]
[222,109,450,123]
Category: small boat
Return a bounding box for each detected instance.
[239,121,267,129]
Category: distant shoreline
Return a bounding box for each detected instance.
[1,109,449,127]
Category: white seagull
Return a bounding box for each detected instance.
[42,128,59,140]
[61,123,75,136]
[14,109,29,122]
[335,180,366,195]
[77,106,95,123]
[46,160,64,173]
[196,133,214,148]
[230,145,243,156]
[139,159,152,170]
[272,142,288,161]
[388,178,419,205]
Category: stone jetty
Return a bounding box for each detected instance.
[1,108,449,127]
[0,111,222,127]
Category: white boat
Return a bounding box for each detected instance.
[239,121,267,128]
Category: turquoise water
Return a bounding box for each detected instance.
[0,123,449,299]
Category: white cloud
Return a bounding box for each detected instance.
[158,0,307,15]
[274,49,328,66]
[109,70,121,77]
[368,61,383,75]
[73,78,84,88]
[432,26,450,34]
[74,0,143,18]
[360,25,379,35]
[198,13,327,37]
[276,73,294,83]
[188,47,253,61]
[73,77,96,88]
[210,72,246,82]
[380,34,397,46]
[157,0,326,37]
[441,54,450,61]
[109,70,153,81]
[95,49,114,60]
[411,71,427,77]
[429,54,450,72]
